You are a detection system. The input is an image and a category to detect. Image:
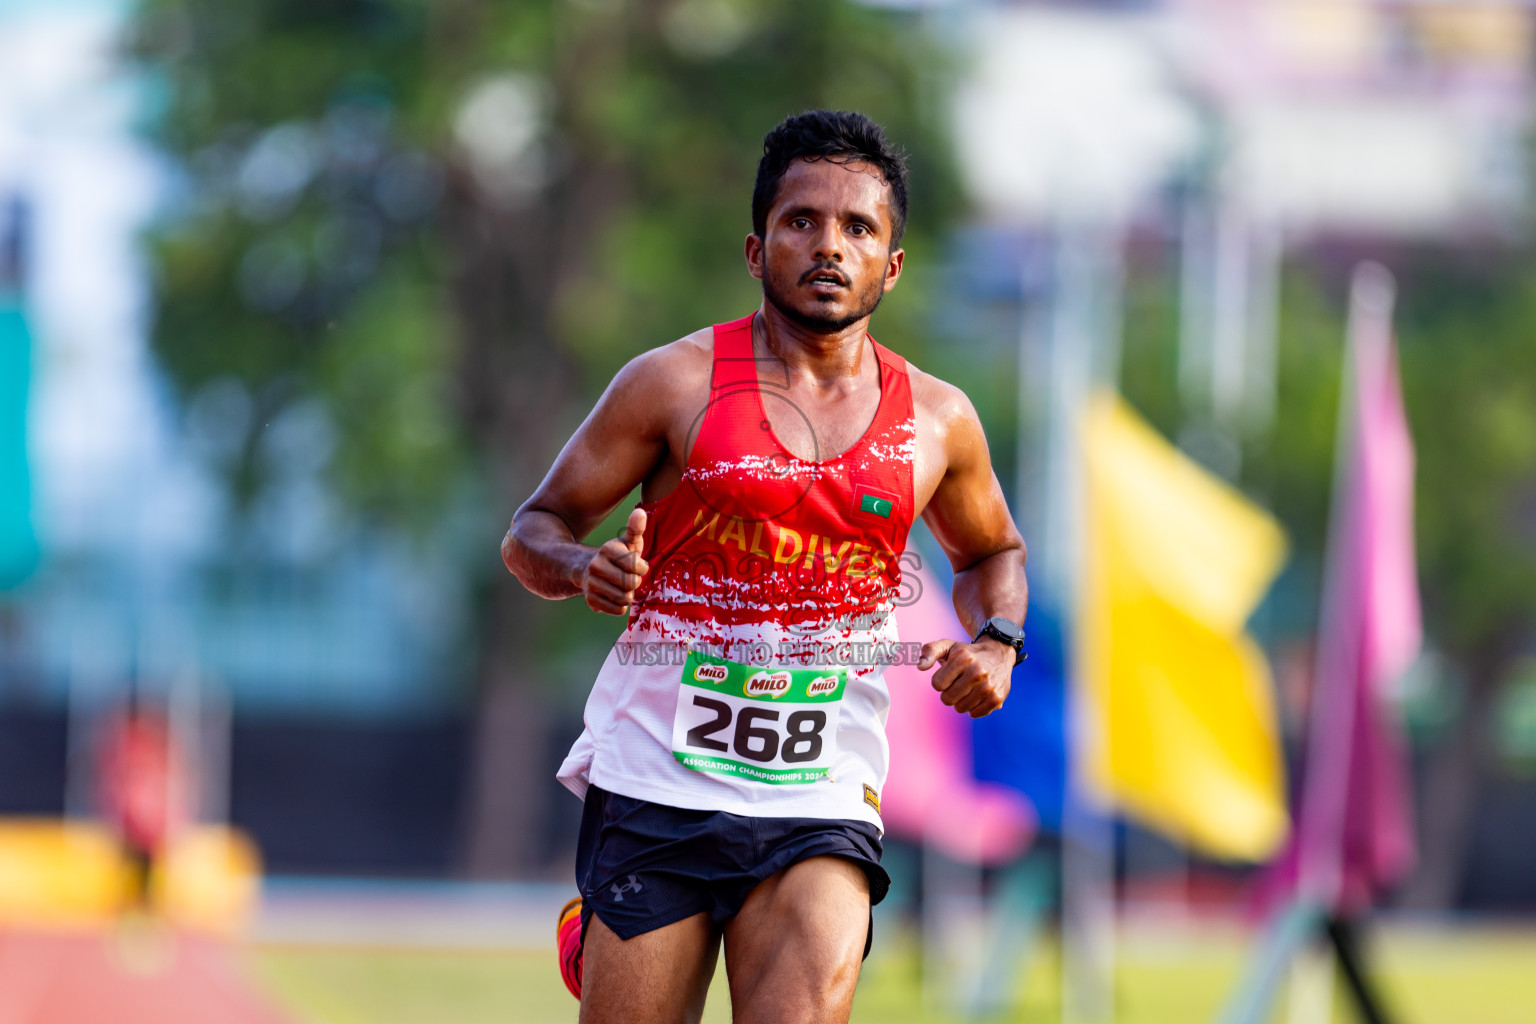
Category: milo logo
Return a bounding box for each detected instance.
[806,676,839,698]
[744,671,793,698]
[694,663,729,684]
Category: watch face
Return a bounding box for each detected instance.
[987,616,1022,641]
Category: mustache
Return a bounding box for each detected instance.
[798,262,849,287]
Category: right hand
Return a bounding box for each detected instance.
[581,507,650,615]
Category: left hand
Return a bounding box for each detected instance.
[917,636,1014,717]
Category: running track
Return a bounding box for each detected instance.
[0,928,293,1024]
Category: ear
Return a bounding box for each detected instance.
[882,247,905,293]
[744,233,765,280]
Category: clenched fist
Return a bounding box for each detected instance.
[917,636,1014,717]
[582,508,650,616]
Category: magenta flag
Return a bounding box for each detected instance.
[883,563,1036,865]
[1261,263,1421,915]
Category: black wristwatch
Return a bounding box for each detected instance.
[974,616,1025,663]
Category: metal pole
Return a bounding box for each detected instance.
[1055,218,1121,1024]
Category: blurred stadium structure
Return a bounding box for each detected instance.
[2,0,1536,1022]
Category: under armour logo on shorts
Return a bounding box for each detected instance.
[610,874,644,902]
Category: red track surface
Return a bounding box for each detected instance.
[0,928,293,1024]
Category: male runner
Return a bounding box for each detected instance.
[503,110,1027,1024]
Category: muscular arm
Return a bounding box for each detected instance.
[502,342,695,612]
[922,390,1029,634]
[914,380,1029,715]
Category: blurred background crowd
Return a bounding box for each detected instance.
[2,0,1536,1021]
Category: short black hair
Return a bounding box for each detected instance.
[752,110,910,248]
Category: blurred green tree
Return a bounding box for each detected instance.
[133,0,957,875]
[1389,252,1536,907]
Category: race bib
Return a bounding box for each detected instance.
[671,650,846,785]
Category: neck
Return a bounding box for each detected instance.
[753,302,870,385]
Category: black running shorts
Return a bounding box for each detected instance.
[575,784,889,956]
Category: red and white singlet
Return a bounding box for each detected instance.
[557,314,917,828]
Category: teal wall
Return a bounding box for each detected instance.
[0,301,37,590]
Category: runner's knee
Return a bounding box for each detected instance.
[730,952,860,1024]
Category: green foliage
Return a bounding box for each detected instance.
[317,267,463,519]
[138,0,452,519]
[1246,270,1346,559]
[1394,252,1536,660]
[136,0,959,530]
[1493,659,1536,774]
[1118,261,1183,441]
[541,0,960,388]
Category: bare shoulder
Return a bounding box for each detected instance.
[902,360,991,509]
[617,326,713,389]
[906,360,983,440]
[601,326,715,416]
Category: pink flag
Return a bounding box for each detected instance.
[882,563,1036,866]
[1261,263,1421,915]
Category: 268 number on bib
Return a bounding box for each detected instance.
[685,696,826,764]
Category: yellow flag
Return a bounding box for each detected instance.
[1077,394,1289,861]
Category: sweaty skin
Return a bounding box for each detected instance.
[504,157,1028,718]
[502,155,1028,1024]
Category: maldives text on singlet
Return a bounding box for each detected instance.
[557,314,917,829]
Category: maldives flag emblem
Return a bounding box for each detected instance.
[858,492,893,519]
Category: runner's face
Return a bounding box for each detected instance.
[751,158,903,333]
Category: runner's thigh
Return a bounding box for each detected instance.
[581,911,719,1024]
[722,855,870,1024]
